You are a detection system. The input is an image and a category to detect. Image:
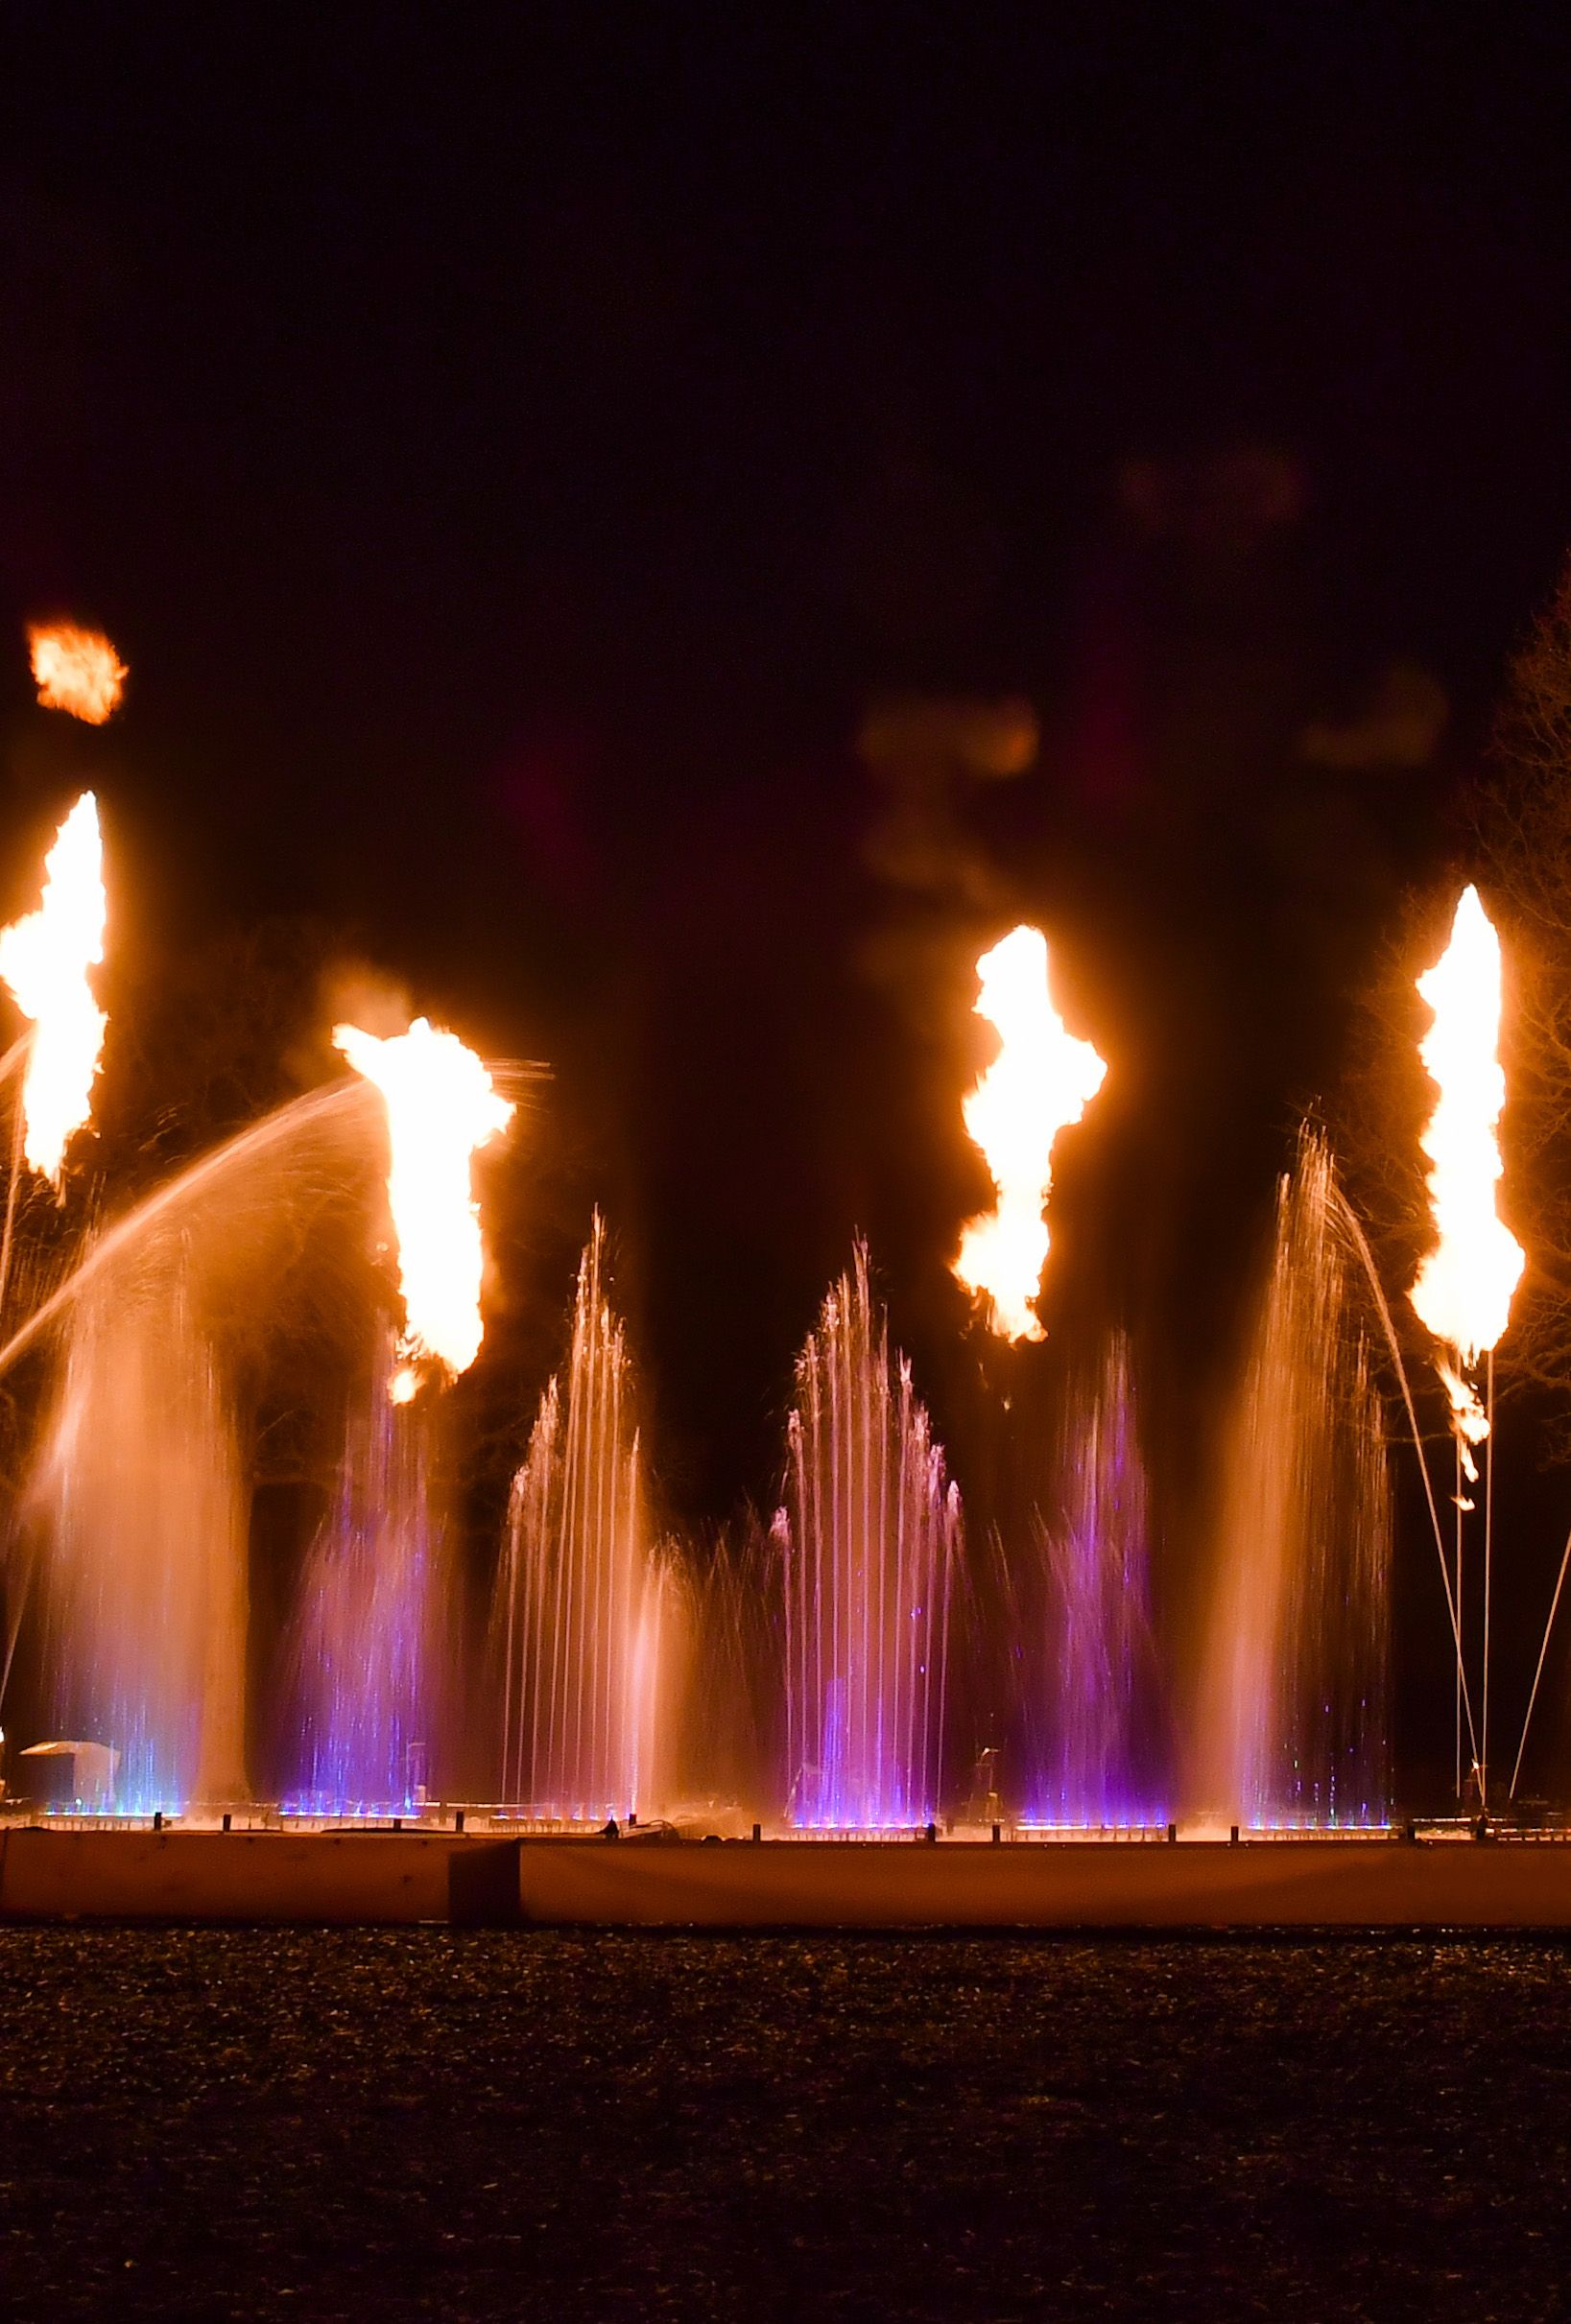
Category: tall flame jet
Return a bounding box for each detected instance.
[0,794,107,1186]
[953,923,1107,1340]
[333,1016,513,1396]
[28,624,127,725]
[1409,884,1524,1459]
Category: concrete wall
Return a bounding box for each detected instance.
[514,1837,1571,1929]
[0,1827,512,1925]
[7,1826,1571,1928]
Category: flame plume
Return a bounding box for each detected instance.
[28,624,128,724]
[953,923,1107,1341]
[0,793,107,1186]
[333,1016,512,1394]
[1409,885,1524,1455]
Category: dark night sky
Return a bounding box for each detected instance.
[2,0,1571,1617]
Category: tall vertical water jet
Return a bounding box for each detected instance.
[495,1221,674,1820]
[1018,1340,1157,1825]
[30,1265,248,1812]
[1195,1131,1392,1828]
[781,1245,960,1829]
[289,1334,442,1814]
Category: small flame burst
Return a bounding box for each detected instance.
[28,624,128,724]
[333,1016,513,1395]
[953,924,1107,1340]
[0,794,107,1187]
[1409,885,1524,1469]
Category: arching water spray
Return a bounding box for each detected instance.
[0,1081,381,1800]
[0,1080,377,1382]
[1195,1132,1392,1829]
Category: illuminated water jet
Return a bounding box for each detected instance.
[781,1246,959,1829]
[0,1082,378,1810]
[287,1334,443,1816]
[27,1265,248,1813]
[494,1220,676,1820]
[1194,1131,1392,1829]
[1015,1340,1160,1827]
[0,1079,376,1381]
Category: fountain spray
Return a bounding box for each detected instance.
[781,1245,959,1830]
[494,1218,674,1821]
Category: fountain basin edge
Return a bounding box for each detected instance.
[6,1827,1571,1929]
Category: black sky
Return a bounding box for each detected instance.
[2,4,1571,1585]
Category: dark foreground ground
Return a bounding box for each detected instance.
[0,1929,1565,2321]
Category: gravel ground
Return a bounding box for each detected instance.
[0,1927,1566,2320]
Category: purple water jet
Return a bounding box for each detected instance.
[287,1334,442,1816]
[1016,1340,1159,1827]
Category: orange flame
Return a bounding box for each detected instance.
[1409,885,1524,1458]
[28,624,127,725]
[953,924,1107,1340]
[0,794,107,1186]
[333,1016,513,1392]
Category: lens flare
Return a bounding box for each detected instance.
[1409,885,1524,1453]
[953,923,1107,1341]
[333,1016,512,1391]
[28,624,128,724]
[0,793,107,1187]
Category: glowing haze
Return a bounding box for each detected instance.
[1409,885,1524,1446]
[954,923,1107,1340]
[0,794,107,1186]
[333,1016,513,1392]
[28,624,128,725]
